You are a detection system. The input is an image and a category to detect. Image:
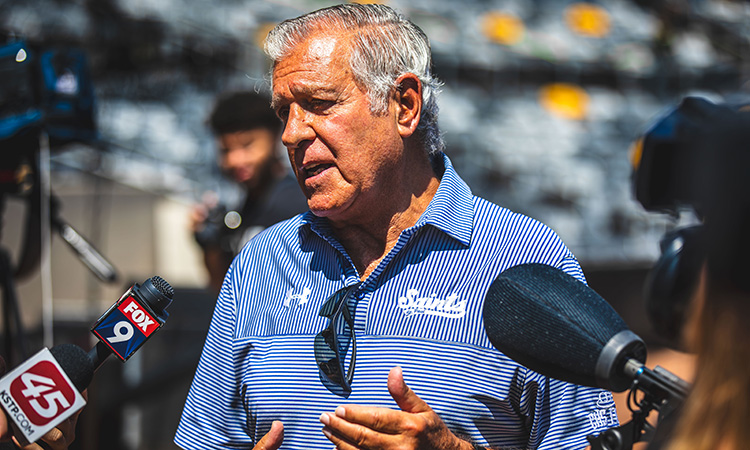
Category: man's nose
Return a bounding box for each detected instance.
[281,104,315,150]
[222,147,244,169]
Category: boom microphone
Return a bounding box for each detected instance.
[0,276,174,446]
[482,263,646,392]
[482,263,691,448]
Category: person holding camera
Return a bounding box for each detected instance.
[633,97,750,450]
[657,99,750,450]
[191,91,308,292]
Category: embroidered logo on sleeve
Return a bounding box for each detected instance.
[397,289,466,318]
[587,391,618,431]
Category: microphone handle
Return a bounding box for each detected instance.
[627,359,691,404]
[87,342,112,371]
[588,360,690,450]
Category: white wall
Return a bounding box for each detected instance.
[2,172,207,335]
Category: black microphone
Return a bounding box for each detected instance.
[482,263,648,392]
[50,343,95,392]
[0,276,173,446]
[89,276,174,368]
[482,263,691,449]
[0,344,92,445]
[54,219,118,284]
[482,263,691,396]
[51,193,118,284]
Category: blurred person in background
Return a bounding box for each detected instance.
[656,99,750,450]
[190,91,308,292]
[625,97,750,450]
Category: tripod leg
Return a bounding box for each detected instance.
[0,247,28,366]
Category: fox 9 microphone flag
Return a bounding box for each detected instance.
[91,276,174,361]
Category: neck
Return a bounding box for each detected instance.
[332,152,440,280]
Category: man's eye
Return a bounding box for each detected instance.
[307,99,333,111]
[277,107,289,121]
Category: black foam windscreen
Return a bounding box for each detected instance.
[50,343,95,392]
[141,276,174,316]
[482,263,629,387]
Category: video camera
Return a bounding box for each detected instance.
[1,38,97,193]
[193,202,244,253]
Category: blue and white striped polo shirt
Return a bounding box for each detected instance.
[175,154,618,450]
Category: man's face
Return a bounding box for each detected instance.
[271,31,405,224]
[217,128,277,189]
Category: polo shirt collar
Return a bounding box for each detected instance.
[299,153,474,247]
[414,153,473,245]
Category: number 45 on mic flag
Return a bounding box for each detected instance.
[0,348,87,444]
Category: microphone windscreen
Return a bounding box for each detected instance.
[51,343,95,392]
[141,276,174,316]
[483,263,628,387]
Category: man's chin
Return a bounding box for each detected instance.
[308,206,332,218]
[305,191,357,222]
[239,176,260,189]
[308,202,345,220]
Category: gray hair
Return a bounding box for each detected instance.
[264,3,444,156]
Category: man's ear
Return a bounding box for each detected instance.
[394,73,422,138]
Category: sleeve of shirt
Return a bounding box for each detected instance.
[174,263,253,450]
[528,376,619,450]
[524,255,620,450]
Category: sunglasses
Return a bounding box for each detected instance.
[314,283,361,397]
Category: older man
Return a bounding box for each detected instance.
[175,4,617,450]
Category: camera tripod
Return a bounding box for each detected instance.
[0,130,118,366]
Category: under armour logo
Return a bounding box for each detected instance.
[283,287,312,308]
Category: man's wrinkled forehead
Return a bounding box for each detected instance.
[272,32,346,75]
[305,34,339,61]
[270,33,352,109]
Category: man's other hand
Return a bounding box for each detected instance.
[254,420,284,450]
[320,366,473,450]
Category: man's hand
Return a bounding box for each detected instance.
[253,421,284,450]
[189,192,220,235]
[319,366,473,450]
